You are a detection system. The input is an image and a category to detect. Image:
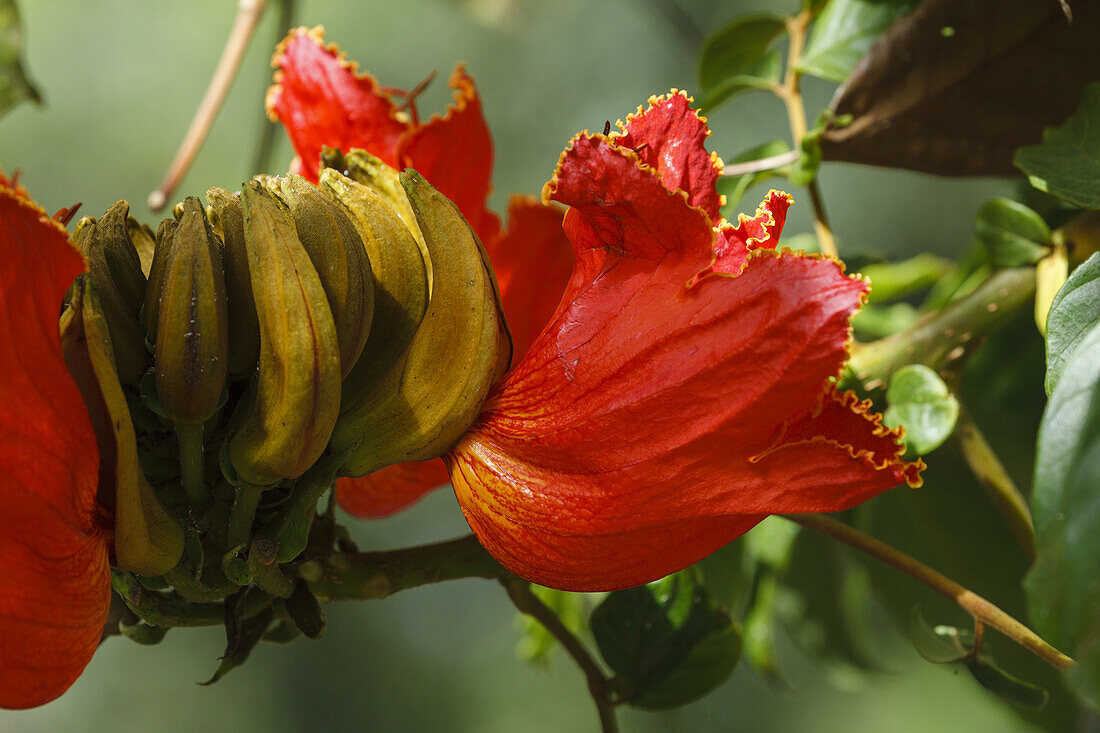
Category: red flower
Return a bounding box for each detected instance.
[0,172,109,709]
[445,94,923,591]
[268,27,574,518]
[268,31,923,591]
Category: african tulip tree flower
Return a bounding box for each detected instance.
[267,27,923,591]
[0,173,110,709]
[267,26,574,518]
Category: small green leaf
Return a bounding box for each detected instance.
[201,604,274,685]
[591,570,740,709]
[796,0,917,83]
[852,302,917,340]
[1045,252,1100,395]
[1015,83,1100,209]
[883,364,959,456]
[1026,320,1100,709]
[909,608,970,664]
[0,0,41,118]
[860,253,953,303]
[717,140,790,214]
[966,657,1050,709]
[697,12,787,111]
[973,197,1051,267]
[118,619,170,646]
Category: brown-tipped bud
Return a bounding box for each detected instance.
[153,197,229,426]
[60,277,184,577]
[228,182,341,486]
[144,218,178,341]
[74,204,149,384]
[334,170,511,476]
[276,173,374,378]
[206,188,260,376]
[127,216,156,277]
[326,147,426,256]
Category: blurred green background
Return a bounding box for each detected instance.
[0,0,1057,730]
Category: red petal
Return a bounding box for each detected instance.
[267,27,409,180]
[446,136,919,591]
[614,91,725,222]
[487,196,573,358]
[397,65,500,244]
[708,189,792,279]
[335,460,450,519]
[0,183,108,709]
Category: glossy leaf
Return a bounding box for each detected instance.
[821,0,1100,176]
[1016,83,1100,209]
[883,364,959,456]
[0,0,40,118]
[966,657,1050,709]
[973,198,1050,267]
[717,140,790,214]
[1045,252,1100,395]
[591,571,740,709]
[697,12,787,110]
[797,0,916,83]
[1026,321,1100,709]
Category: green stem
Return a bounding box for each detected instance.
[261,454,344,563]
[952,407,1036,560]
[306,535,503,602]
[176,422,208,506]
[784,514,1073,671]
[228,482,264,550]
[112,569,272,628]
[845,267,1036,391]
[501,576,619,733]
[251,0,297,175]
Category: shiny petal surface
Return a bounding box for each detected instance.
[336,197,573,519]
[267,26,408,179]
[0,184,108,709]
[397,66,500,244]
[614,91,725,222]
[447,135,920,591]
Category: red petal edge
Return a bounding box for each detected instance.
[614,91,725,222]
[0,179,108,709]
[397,65,501,244]
[266,26,409,180]
[446,135,921,591]
[336,460,451,519]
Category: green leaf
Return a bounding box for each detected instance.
[797,0,917,82]
[966,657,1050,709]
[1026,321,1100,709]
[591,570,741,709]
[908,609,970,664]
[0,0,41,118]
[515,585,591,664]
[860,253,953,303]
[1045,252,1100,395]
[717,139,790,214]
[697,12,787,111]
[883,364,960,456]
[852,302,917,339]
[201,603,274,685]
[1016,83,1100,210]
[973,198,1051,267]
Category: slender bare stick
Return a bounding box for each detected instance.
[148,0,268,211]
[952,407,1036,560]
[251,0,297,176]
[779,9,838,258]
[722,150,801,177]
[785,513,1074,671]
[501,576,619,733]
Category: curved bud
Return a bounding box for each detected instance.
[143,218,178,342]
[75,203,149,384]
[276,174,374,377]
[126,216,156,277]
[206,188,261,375]
[61,277,184,577]
[153,197,229,426]
[337,170,511,477]
[228,181,341,486]
[320,169,429,454]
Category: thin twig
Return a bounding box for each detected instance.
[952,406,1036,560]
[785,513,1074,671]
[780,9,838,258]
[721,150,801,177]
[501,576,619,733]
[148,0,268,211]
